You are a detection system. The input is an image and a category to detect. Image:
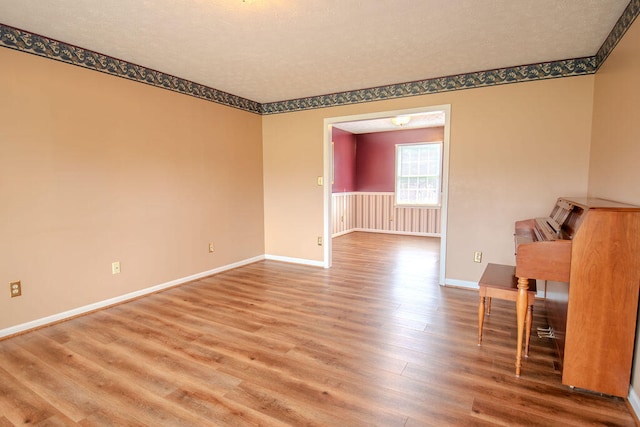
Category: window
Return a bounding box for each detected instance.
[395,142,442,206]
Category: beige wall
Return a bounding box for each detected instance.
[588,18,640,397]
[0,41,596,334]
[0,47,265,330]
[263,77,594,282]
[589,22,640,203]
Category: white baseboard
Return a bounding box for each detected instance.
[332,228,440,238]
[629,385,640,420]
[264,254,324,267]
[0,255,265,339]
[354,228,440,237]
[444,278,478,289]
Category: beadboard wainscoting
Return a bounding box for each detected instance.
[332,192,441,237]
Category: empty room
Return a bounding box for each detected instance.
[2,1,640,425]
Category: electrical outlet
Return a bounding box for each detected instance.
[112,261,121,275]
[317,236,323,246]
[474,251,482,263]
[208,242,215,253]
[10,281,21,298]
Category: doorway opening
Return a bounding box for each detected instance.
[322,105,451,286]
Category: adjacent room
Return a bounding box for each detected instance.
[2,0,640,425]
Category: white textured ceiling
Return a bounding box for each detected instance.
[0,0,630,104]
[333,111,446,134]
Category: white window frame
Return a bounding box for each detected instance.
[395,141,443,207]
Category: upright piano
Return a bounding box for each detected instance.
[514,197,640,397]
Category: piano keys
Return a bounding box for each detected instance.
[514,197,640,397]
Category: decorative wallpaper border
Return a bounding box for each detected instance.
[261,58,596,114]
[1,0,639,116]
[596,0,640,67]
[0,24,262,115]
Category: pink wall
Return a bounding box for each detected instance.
[355,127,444,192]
[332,128,357,193]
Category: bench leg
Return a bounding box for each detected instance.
[525,303,533,357]
[478,296,485,346]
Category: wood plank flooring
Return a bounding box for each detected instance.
[0,232,636,426]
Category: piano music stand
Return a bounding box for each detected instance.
[477,263,537,361]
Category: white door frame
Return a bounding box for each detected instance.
[323,104,451,286]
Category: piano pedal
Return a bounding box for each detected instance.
[537,325,556,338]
[537,330,556,339]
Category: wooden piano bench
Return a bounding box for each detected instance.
[477,263,537,357]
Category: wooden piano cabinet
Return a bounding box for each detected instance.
[515,240,571,283]
[514,197,640,396]
[561,210,640,397]
[544,280,569,369]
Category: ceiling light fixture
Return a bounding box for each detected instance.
[391,116,411,127]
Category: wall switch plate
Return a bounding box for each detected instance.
[317,236,323,246]
[208,242,215,253]
[317,176,324,186]
[474,251,482,263]
[112,261,121,274]
[10,281,21,298]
